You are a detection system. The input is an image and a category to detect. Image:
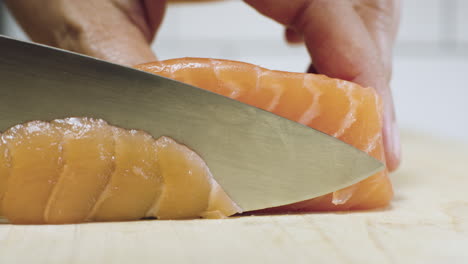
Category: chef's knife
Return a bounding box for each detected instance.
[0,35,384,212]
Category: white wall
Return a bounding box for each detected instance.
[2,0,467,143]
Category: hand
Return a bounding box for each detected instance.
[5,0,166,66]
[6,0,400,171]
[245,0,401,171]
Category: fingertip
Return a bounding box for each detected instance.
[383,119,401,172]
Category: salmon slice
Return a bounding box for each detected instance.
[44,118,114,224]
[151,137,239,219]
[136,58,393,211]
[90,128,162,222]
[0,118,240,224]
[1,122,62,224]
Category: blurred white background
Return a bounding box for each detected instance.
[1,0,467,143]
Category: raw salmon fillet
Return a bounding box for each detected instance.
[0,118,240,224]
[135,58,393,212]
[0,58,393,224]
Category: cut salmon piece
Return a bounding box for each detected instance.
[0,118,240,224]
[136,58,393,211]
[90,128,162,222]
[44,118,114,224]
[1,122,62,224]
[151,137,239,219]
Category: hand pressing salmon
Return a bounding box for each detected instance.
[0,57,392,224]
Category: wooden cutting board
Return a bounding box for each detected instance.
[0,131,467,264]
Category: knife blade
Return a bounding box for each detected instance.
[0,35,384,212]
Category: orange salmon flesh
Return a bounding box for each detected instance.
[136,58,393,213]
[0,118,240,224]
[0,58,393,224]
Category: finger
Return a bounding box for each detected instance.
[246,0,384,87]
[143,0,168,42]
[353,0,401,170]
[246,0,396,169]
[285,27,304,44]
[301,1,386,89]
[381,87,400,171]
[5,0,160,66]
[353,0,400,82]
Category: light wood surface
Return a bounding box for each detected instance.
[0,131,467,264]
